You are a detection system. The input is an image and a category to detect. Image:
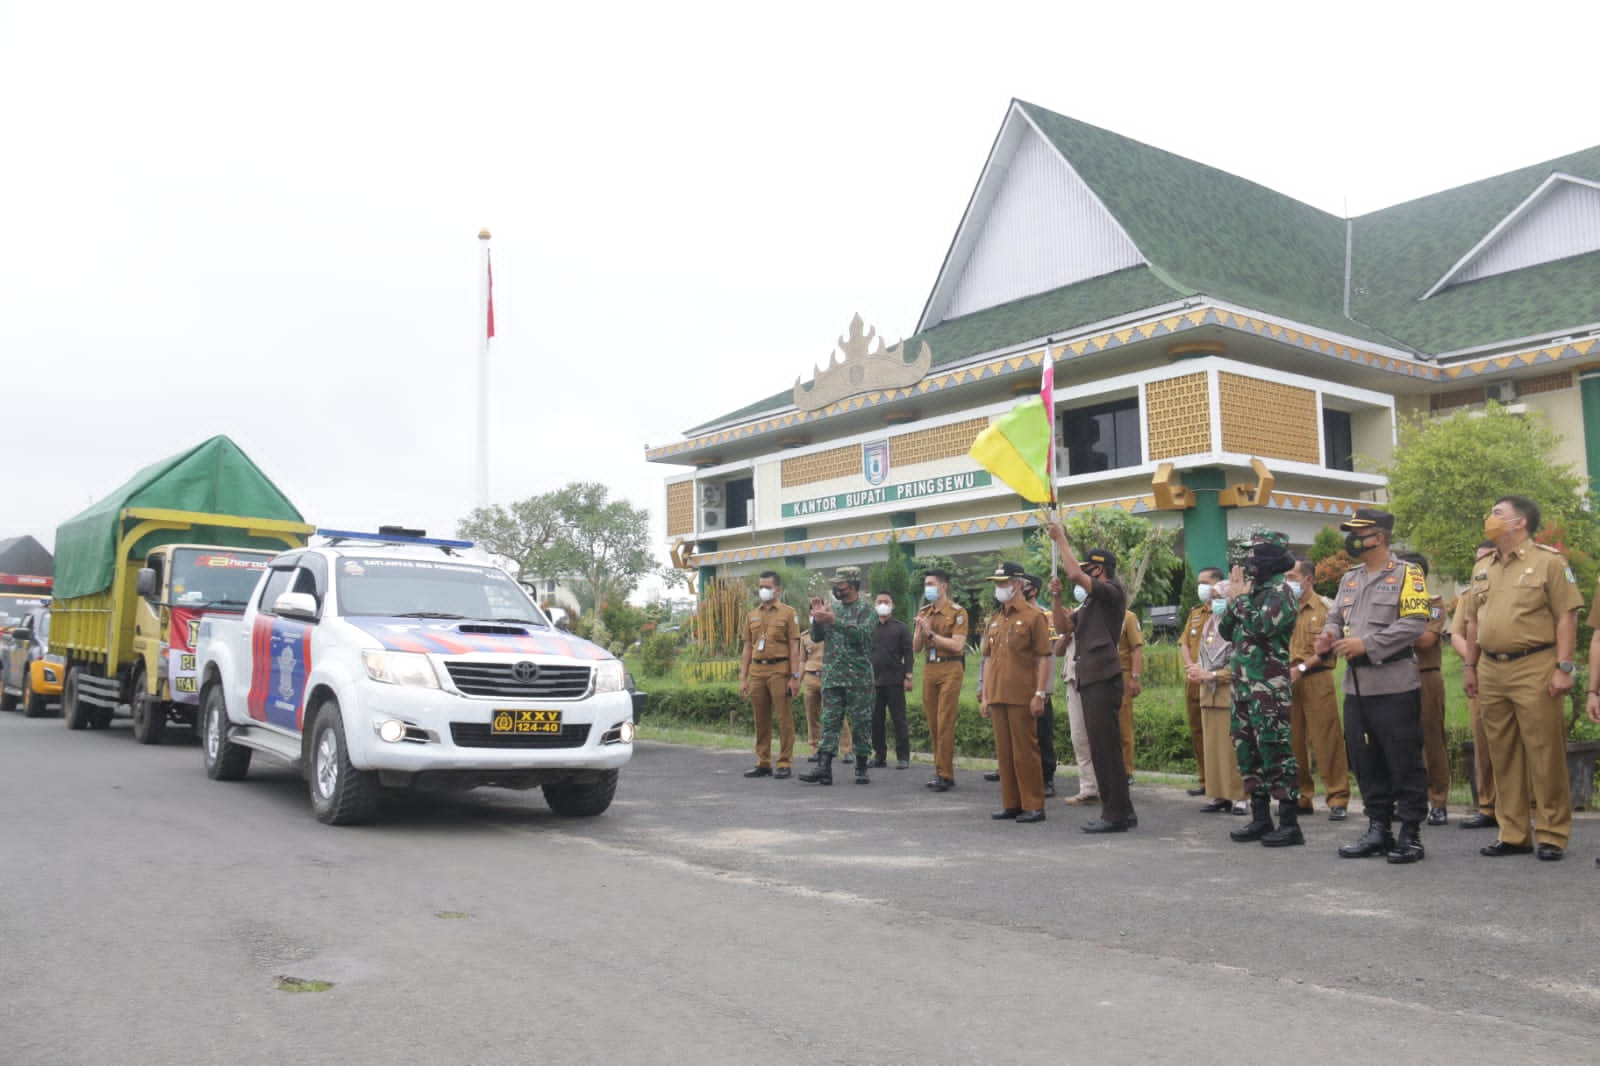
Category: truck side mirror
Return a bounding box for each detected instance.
[274,591,319,621]
[137,568,157,598]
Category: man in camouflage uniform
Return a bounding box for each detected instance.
[798,565,876,786]
[1216,530,1302,847]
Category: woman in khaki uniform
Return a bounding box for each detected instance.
[1191,595,1246,813]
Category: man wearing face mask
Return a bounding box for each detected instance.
[1179,567,1225,796]
[1459,496,1582,861]
[868,592,914,770]
[798,566,877,786]
[978,561,1053,822]
[1046,522,1136,833]
[913,568,968,792]
[1217,531,1302,847]
[1314,508,1431,863]
[740,571,803,779]
[1286,558,1350,821]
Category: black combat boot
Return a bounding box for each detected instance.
[798,752,833,785]
[854,757,870,785]
[1386,822,1425,864]
[1338,819,1394,858]
[1229,792,1274,842]
[1260,799,1305,848]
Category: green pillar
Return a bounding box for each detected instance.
[1181,467,1229,572]
[889,511,917,560]
[1580,369,1600,501]
[697,539,718,596]
[783,527,807,570]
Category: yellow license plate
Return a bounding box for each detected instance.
[492,709,563,734]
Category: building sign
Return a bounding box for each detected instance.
[863,440,889,486]
[782,470,993,518]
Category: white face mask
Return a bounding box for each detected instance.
[994,585,1015,604]
[875,602,892,618]
[757,587,775,602]
[1210,597,1227,614]
[1197,583,1213,602]
[1072,585,1087,604]
[1285,581,1303,601]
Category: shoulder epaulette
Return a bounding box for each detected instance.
[1535,543,1562,554]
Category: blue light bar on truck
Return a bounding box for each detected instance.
[315,528,476,549]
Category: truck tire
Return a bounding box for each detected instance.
[90,705,113,730]
[201,684,251,781]
[63,667,90,730]
[543,770,620,817]
[22,681,48,718]
[130,666,168,745]
[308,700,379,826]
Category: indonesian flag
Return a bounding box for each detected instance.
[486,252,496,339]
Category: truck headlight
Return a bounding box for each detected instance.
[592,660,626,694]
[362,651,440,688]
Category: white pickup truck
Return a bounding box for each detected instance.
[196,528,636,824]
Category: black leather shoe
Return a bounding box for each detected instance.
[1537,843,1565,862]
[895,760,909,769]
[1328,806,1348,821]
[1460,812,1497,829]
[1200,798,1231,813]
[983,771,1001,782]
[991,808,1023,820]
[772,767,791,779]
[1480,840,1534,857]
[1427,807,1448,826]
[1015,809,1046,823]
[929,777,954,792]
[1186,786,1208,797]
[743,766,772,778]
[925,777,944,789]
[1338,822,1395,858]
[868,758,888,768]
[1081,818,1129,834]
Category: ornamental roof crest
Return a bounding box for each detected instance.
[792,313,932,412]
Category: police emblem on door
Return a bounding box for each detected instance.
[863,440,889,486]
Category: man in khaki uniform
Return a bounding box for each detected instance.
[740,570,802,779]
[1582,576,1600,866]
[1179,568,1224,796]
[801,634,851,762]
[1285,558,1349,820]
[979,561,1053,822]
[1461,495,1583,861]
[1450,542,1500,829]
[1116,609,1144,780]
[913,567,968,792]
[1397,552,1451,825]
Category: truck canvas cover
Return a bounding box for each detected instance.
[53,436,305,600]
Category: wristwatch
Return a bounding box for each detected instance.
[1033,690,1048,699]
[1557,660,1576,674]
[791,672,801,679]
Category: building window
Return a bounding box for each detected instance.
[1322,408,1353,472]
[1061,398,1140,476]
[725,477,755,528]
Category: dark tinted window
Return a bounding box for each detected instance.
[256,568,296,614]
[1063,398,1140,476]
[1323,408,1353,472]
[726,476,755,528]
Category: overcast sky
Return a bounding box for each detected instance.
[5,1,1597,592]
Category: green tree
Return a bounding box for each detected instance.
[1382,403,1596,583]
[911,552,989,645]
[868,539,914,623]
[458,482,657,611]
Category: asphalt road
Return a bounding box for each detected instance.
[3,712,1598,1065]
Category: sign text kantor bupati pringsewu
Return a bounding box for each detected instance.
[781,470,992,519]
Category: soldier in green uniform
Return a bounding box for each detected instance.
[798,565,876,786]
[1216,530,1303,847]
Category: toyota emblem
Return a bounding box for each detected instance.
[511,661,540,684]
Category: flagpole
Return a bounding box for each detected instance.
[1043,338,1058,582]
[476,228,492,509]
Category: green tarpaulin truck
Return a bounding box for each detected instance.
[52,436,313,742]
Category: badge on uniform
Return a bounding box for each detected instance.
[1565,566,1577,584]
[757,638,765,652]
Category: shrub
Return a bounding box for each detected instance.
[635,630,681,678]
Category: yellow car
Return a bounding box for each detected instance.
[1,605,62,717]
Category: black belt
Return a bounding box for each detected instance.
[1481,643,1554,663]
[1420,667,1441,674]
[929,656,963,663]
[752,657,787,665]
[1348,650,1417,668]
[1300,665,1332,675]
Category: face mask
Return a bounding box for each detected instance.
[831,586,849,601]
[1285,581,1303,600]
[994,585,1015,604]
[1344,532,1374,556]
[923,585,939,603]
[1210,598,1226,614]
[1196,583,1213,603]
[875,603,892,618]
[757,587,775,602]
[1072,585,1087,604]
[1484,515,1509,540]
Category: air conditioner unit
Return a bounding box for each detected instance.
[701,507,725,530]
[699,482,724,507]
[1487,380,1517,404]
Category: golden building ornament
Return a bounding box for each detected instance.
[793,313,932,412]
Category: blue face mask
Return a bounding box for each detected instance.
[1072,585,1087,604]
[923,585,939,603]
[1285,581,1303,601]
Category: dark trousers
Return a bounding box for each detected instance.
[1037,695,1057,781]
[872,684,910,763]
[1343,688,1427,826]
[1081,675,1132,824]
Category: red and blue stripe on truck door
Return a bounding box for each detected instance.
[247,615,312,733]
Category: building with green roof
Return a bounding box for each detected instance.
[649,99,1600,582]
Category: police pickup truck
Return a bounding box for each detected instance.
[196,528,635,824]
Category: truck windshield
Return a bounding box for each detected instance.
[168,548,273,609]
[334,556,549,625]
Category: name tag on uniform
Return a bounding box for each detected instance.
[928,646,937,662]
[757,638,765,652]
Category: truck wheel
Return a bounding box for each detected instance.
[90,706,113,729]
[201,685,251,781]
[543,770,620,817]
[130,666,168,745]
[22,681,47,718]
[63,668,90,730]
[308,700,379,825]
